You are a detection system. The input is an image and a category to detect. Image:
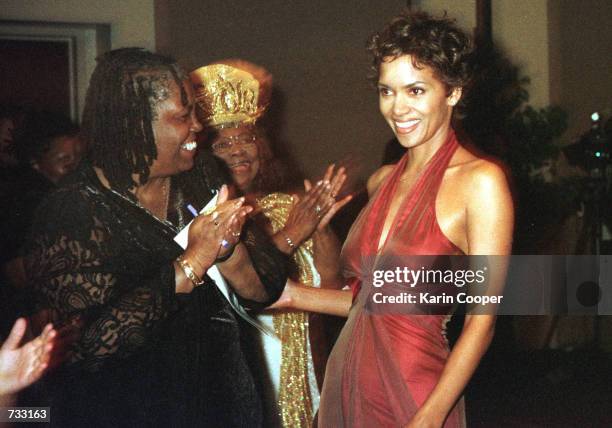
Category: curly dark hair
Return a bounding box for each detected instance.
[367,10,474,93]
[82,48,187,192]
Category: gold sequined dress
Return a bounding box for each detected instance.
[251,192,322,428]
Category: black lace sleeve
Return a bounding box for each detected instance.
[25,185,177,372]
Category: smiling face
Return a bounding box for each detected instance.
[148,78,203,179]
[378,55,461,151]
[33,134,83,184]
[211,125,260,192]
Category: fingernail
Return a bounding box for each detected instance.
[317,180,323,186]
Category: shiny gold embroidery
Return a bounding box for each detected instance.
[258,192,314,428]
[190,63,271,129]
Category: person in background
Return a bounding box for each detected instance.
[15,110,83,185]
[1,111,83,291]
[272,11,514,427]
[191,60,351,427]
[25,48,289,427]
[0,105,25,171]
[0,105,27,338]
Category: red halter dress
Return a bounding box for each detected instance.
[319,132,466,427]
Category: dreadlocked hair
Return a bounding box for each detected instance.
[82,47,187,192]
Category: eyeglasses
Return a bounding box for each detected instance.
[211,134,258,153]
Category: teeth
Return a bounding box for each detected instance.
[182,141,197,151]
[230,161,249,168]
[395,119,419,128]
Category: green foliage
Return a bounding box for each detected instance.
[504,105,568,179]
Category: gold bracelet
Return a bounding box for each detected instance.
[176,255,205,287]
[280,230,296,250]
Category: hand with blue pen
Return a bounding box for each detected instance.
[176,185,252,292]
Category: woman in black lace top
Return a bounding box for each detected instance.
[24,48,288,427]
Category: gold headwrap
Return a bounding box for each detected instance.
[189,59,272,128]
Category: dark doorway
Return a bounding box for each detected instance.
[0,38,72,117]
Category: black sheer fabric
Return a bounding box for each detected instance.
[25,151,288,427]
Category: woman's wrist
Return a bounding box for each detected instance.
[215,244,236,263]
[410,403,446,428]
[313,224,333,238]
[174,252,209,293]
[181,249,209,276]
[176,255,205,285]
[274,229,297,254]
[284,280,300,305]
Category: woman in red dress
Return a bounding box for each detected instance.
[274,11,514,427]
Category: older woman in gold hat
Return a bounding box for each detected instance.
[191,61,351,428]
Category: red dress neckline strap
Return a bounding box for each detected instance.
[362,131,460,256]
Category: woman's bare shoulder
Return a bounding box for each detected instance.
[450,147,509,193]
[366,164,395,197]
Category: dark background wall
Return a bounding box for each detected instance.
[556,0,612,143]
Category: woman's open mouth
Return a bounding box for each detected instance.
[181,141,197,151]
[394,119,420,134]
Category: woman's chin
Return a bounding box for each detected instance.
[176,157,195,174]
[235,178,252,192]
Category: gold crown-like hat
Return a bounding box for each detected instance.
[190,59,272,129]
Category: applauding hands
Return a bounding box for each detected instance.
[277,164,352,253]
[0,318,56,401]
[177,185,253,292]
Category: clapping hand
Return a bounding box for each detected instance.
[280,164,352,248]
[184,185,253,273]
[303,164,353,232]
[0,318,56,397]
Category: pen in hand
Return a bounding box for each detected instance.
[186,204,198,217]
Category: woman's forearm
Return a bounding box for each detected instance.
[217,243,269,302]
[280,282,352,317]
[408,315,495,427]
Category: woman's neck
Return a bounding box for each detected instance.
[93,167,171,220]
[403,124,453,173]
[134,176,171,220]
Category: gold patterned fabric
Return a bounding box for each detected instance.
[257,192,316,428]
[190,61,272,129]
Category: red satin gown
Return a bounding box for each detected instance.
[319,132,466,427]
